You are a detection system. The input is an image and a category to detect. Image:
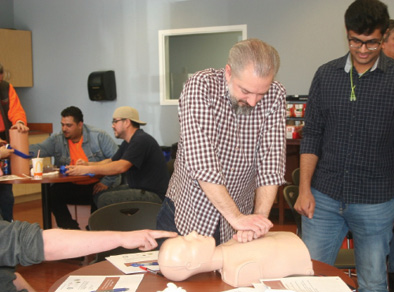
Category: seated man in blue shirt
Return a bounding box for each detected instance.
[29,106,120,229]
[67,106,169,209]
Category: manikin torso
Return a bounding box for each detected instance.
[218,232,314,287]
[158,231,314,287]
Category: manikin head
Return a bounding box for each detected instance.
[158,231,218,281]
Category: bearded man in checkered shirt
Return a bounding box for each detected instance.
[157,39,287,245]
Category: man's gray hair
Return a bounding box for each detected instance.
[227,38,280,78]
[384,19,394,42]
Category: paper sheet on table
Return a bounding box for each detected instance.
[222,286,265,292]
[260,276,352,292]
[0,174,25,181]
[106,251,159,274]
[42,170,59,176]
[54,274,144,292]
[222,282,287,292]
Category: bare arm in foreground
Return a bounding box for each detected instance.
[43,229,177,261]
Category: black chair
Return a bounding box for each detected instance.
[334,232,357,276]
[88,201,162,262]
[283,185,302,237]
[283,184,356,276]
[167,142,178,177]
[291,167,300,186]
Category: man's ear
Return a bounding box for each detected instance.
[225,64,232,83]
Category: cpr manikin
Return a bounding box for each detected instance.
[158,231,314,287]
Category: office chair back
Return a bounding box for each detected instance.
[88,201,162,262]
[292,168,300,186]
[283,185,302,237]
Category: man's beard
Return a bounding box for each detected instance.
[229,94,253,115]
[114,130,122,139]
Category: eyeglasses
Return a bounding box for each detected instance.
[348,37,382,50]
[112,118,126,125]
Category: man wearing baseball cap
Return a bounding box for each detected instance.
[67,106,169,208]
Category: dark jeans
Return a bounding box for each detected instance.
[95,184,162,209]
[50,182,96,229]
[0,184,13,222]
[156,197,220,248]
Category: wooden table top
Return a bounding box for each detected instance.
[0,173,97,184]
[49,259,356,292]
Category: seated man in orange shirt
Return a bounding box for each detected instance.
[0,63,29,222]
[29,106,120,229]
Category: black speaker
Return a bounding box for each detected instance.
[88,70,117,101]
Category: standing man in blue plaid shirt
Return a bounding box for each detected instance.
[295,1,394,291]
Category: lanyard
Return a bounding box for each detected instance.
[349,64,369,102]
[350,65,356,101]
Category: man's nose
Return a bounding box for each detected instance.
[359,43,370,52]
[246,95,260,107]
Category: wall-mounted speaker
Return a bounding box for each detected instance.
[88,70,116,101]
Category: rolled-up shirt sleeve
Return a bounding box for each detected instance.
[180,73,226,185]
[0,220,44,267]
[8,84,27,126]
[256,83,287,187]
[300,69,324,157]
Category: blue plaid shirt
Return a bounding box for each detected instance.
[301,52,394,204]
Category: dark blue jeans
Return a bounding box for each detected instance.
[302,188,394,292]
[156,197,220,247]
[0,184,14,222]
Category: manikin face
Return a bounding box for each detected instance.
[225,64,273,115]
[382,30,394,59]
[61,116,82,141]
[348,28,383,72]
[158,231,216,280]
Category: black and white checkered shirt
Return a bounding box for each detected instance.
[166,68,287,243]
[301,52,394,204]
